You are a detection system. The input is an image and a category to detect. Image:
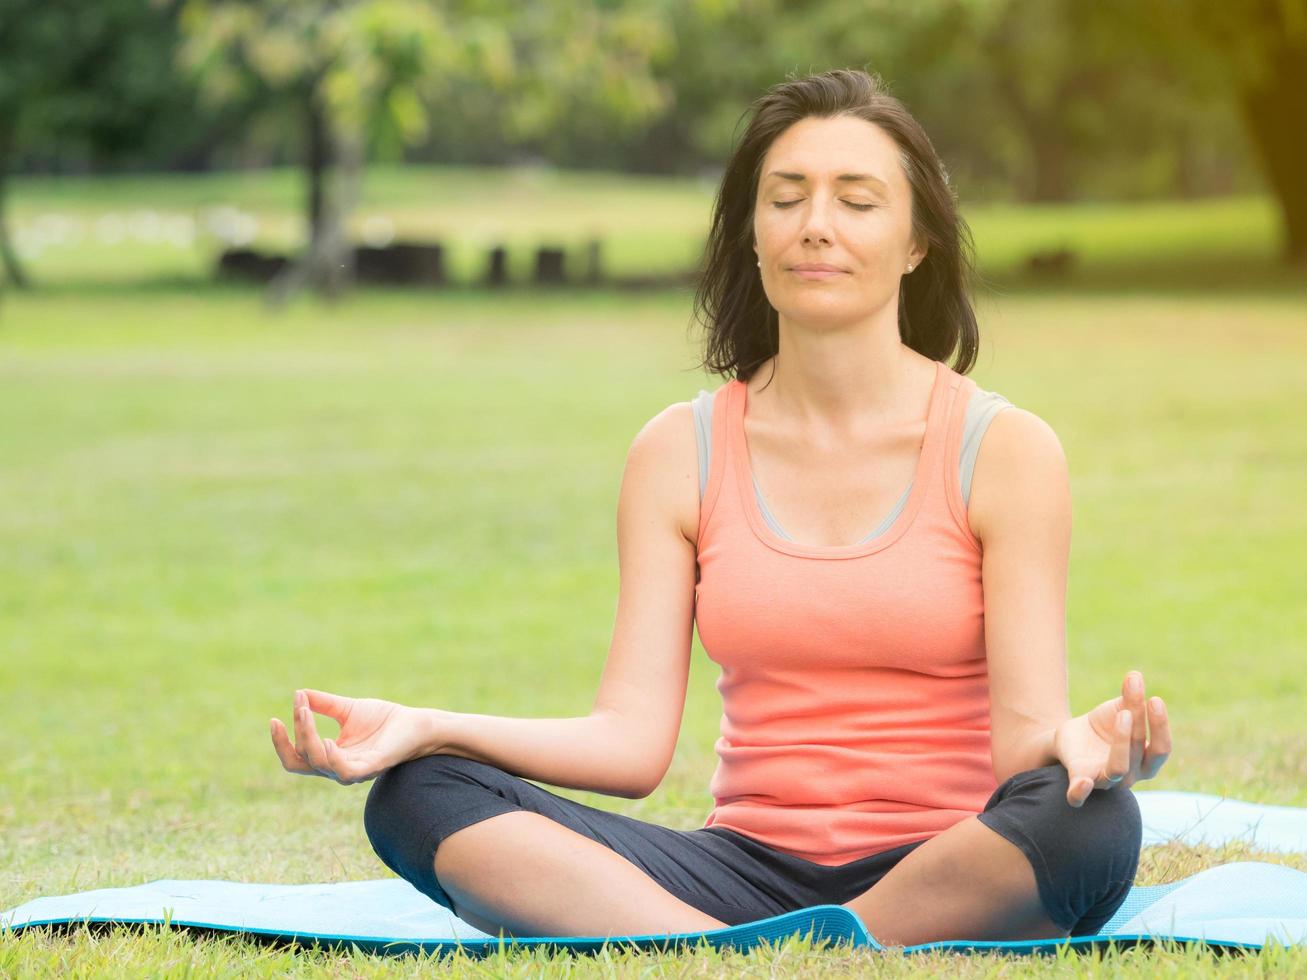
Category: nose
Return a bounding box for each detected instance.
[800,200,834,247]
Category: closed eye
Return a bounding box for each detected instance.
[773,200,875,211]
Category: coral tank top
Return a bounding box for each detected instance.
[693,359,999,865]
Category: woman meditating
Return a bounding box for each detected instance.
[269,68,1172,946]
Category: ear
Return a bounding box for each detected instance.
[909,234,928,267]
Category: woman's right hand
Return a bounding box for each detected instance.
[270,688,432,784]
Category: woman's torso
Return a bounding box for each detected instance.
[684,355,1016,865]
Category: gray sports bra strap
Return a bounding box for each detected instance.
[961,388,1015,503]
[692,388,716,502]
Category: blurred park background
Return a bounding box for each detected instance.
[2,0,1306,293]
[2,0,1305,974]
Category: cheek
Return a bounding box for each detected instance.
[755,209,781,236]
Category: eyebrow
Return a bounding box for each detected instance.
[766,170,888,188]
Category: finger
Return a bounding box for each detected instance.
[270,718,315,775]
[302,688,352,724]
[1066,773,1095,808]
[1103,709,1132,787]
[270,717,311,771]
[294,700,334,776]
[1126,671,1148,775]
[1140,696,1172,779]
[322,738,357,784]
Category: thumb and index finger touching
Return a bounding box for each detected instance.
[268,688,352,777]
[300,688,353,721]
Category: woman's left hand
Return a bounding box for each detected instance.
[1053,670,1172,807]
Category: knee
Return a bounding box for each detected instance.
[364,757,425,860]
[1020,764,1143,870]
[363,755,491,859]
[363,755,503,913]
[986,765,1142,934]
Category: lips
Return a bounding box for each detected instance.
[790,264,847,280]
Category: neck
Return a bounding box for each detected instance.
[751,312,923,438]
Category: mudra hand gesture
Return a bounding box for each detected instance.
[1054,670,1172,807]
[270,689,425,785]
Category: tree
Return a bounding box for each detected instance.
[0,0,194,289]
[1127,0,1307,264]
[749,0,1239,205]
[970,0,1153,202]
[176,0,676,303]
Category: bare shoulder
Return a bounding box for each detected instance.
[968,406,1070,545]
[626,400,702,548]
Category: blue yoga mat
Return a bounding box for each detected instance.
[5,791,1305,957]
[1138,790,1307,853]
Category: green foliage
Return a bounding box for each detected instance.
[178,0,457,155]
[1126,0,1307,92]
[175,0,676,160]
[0,0,216,285]
[1,0,1276,203]
[0,0,202,161]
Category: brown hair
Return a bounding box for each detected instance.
[689,67,980,382]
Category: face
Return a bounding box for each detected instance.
[753,114,925,324]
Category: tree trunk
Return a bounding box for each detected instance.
[1238,34,1307,265]
[1028,136,1072,203]
[0,121,31,290]
[992,61,1074,203]
[307,89,329,246]
[266,89,360,308]
[322,131,362,297]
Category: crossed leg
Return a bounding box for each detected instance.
[375,754,1079,943]
[433,810,730,938]
[841,815,1068,946]
[436,809,1064,944]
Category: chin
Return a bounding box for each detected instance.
[780,298,861,320]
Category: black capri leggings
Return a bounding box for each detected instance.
[364,756,1142,937]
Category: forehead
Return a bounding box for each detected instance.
[760,115,902,190]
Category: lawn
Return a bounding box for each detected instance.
[1,169,1305,974]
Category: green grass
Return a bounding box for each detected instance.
[1,277,1305,974]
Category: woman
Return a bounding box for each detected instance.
[270,68,1172,946]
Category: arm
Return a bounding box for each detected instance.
[417,402,700,799]
[413,708,654,799]
[273,689,651,795]
[967,407,1073,785]
[968,405,1174,804]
